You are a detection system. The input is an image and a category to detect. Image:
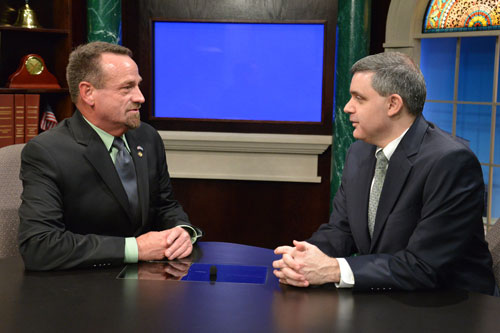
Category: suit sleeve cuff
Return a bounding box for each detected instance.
[124,237,139,263]
[335,258,355,288]
[179,225,202,244]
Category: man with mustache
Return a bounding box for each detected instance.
[273,52,497,295]
[18,42,202,270]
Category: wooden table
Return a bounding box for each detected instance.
[1,241,499,332]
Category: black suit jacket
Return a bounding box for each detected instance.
[18,111,199,270]
[308,116,496,295]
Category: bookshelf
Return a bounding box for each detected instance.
[0,0,79,135]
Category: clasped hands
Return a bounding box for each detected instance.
[136,226,192,261]
[272,240,341,287]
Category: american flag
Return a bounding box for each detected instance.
[40,108,58,130]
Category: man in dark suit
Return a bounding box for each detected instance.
[273,52,497,295]
[18,42,202,271]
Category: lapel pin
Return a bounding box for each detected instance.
[137,146,144,157]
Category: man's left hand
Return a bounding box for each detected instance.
[164,227,192,260]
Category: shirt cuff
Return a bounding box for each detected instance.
[335,258,355,288]
[124,237,139,263]
[179,225,202,244]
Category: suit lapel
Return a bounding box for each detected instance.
[126,131,149,227]
[69,111,136,223]
[370,116,429,251]
[350,145,376,254]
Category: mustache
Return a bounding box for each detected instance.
[129,104,142,110]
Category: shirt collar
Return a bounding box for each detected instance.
[81,114,130,152]
[376,127,410,161]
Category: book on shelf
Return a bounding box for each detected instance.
[25,94,40,142]
[1,94,41,146]
[14,94,25,144]
[0,94,15,148]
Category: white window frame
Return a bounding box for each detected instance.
[385,0,500,229]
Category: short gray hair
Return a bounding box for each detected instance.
[66,42,133,103]
[351,52,426,116]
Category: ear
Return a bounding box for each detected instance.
[387,94,404,117]
[78,81,95,106]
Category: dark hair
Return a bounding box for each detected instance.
[66,42,133,103]
[351,52,426,116]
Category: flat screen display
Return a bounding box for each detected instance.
[153,21,325,122]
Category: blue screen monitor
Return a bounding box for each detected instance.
[153,20,325,122]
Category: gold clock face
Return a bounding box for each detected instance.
[25,56,44,75]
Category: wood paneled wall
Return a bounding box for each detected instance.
[171,148,332,249]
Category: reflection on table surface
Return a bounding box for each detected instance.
[126,260,192,280]
[126,262,270,283]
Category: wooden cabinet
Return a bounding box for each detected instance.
[0,0,84,129]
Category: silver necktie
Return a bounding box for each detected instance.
[368,150,388,238]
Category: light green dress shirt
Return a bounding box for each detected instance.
[82,116,199,264]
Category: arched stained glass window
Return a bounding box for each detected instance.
[424,0,500,33]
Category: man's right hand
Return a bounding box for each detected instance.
[136,230,171,261]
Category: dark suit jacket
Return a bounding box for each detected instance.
[308,116,496,295]
[18,111,199,270]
